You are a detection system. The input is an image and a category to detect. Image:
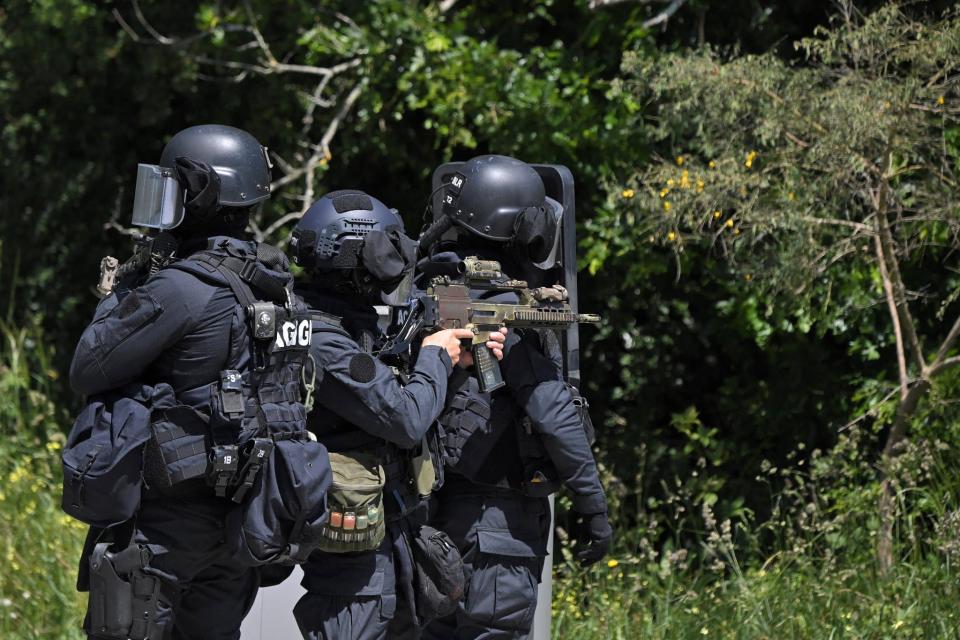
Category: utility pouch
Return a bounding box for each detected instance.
[409,524,465,622]
[87,541,163,640]
[318,450,386,554]
[62,383,175,528]
[219,370,246,418]
[143,405,210,488]
[226,436,332,566]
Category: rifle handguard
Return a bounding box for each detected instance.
[472,342,505,392]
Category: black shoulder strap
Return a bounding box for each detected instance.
[189,245,289,305]
[310,310,343,329]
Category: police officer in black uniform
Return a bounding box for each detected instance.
[420,155,612,640]
[287,190,507,640]
[69,124,318,640]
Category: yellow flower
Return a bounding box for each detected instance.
[622,189,635,199]
[663,201,672,212]
[46,440,62,453]
[745,150,758,169]
[892,620,905,630]
[667,231,677,241]
[708,160,716,169]
[713,210,722,219]
[676,155,685,166]
[733,228,741,235]
[696,179,705,192]
[659,188,670,198]
[607,559,619,568]
[8,466,28,485]
[937,96,945,106]
[725,219,734,228]
[667,178,675,187]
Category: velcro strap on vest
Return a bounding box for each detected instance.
[447,396,470,411]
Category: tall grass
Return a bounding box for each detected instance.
[0,316,86,639]
[552,425,960,640]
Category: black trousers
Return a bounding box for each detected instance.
[84,495,260,640]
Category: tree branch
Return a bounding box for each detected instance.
[874,174,925,372]
[800,216,873,234]
[131,0,173,44]
[874,233,910,398]
[642,0,688,28]
[928,354,960,379]
[260,211,306,241]
[927,312,960,374]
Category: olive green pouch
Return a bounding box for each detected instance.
[318,451,386,553]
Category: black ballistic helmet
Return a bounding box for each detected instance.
[291,190,416,301]
[441,154,563,264]
[442,155,549,241]
[159,124,271,207]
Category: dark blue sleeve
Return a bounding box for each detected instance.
[69,269,214,396]
[310,327,453,448]
[500,331,608,514]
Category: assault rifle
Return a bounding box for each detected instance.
[95,231,178,298]
[380,257,600,392]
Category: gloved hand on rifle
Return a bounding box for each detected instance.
[421,327,509,368]
[569,510,612,567]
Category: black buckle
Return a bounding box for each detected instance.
[239,258,259,283]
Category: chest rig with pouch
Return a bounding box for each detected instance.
[307,313,441,554]
[143,240,331,565]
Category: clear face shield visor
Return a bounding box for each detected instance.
[380,270,414,307]
[131,164,186,230]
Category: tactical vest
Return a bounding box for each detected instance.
[438,328,594,497]
[142,240,314,499]
[307,313,440,553]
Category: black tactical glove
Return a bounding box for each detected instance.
[570,511,612,567]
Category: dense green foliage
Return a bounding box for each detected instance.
[3,0,960,637]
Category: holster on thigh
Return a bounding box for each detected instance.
[86,535,168,640]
